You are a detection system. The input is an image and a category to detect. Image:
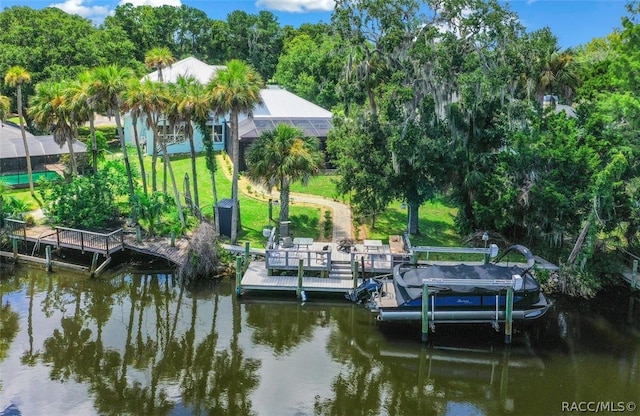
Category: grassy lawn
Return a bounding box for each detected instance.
[4,149,461,248]
[4,188,38,211]
[365,198,460,247]
[134,153,322,246]
[290,174,344,201]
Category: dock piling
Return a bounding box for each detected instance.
[352,259,358,290]
[90,252,100,277]
[422,284,429,342]
[633,260,638,290]
[45,246,52,271]
[297,257,304,298]
[12,239,18,260]
[504,286,514,344]
[244,242,250,271]
[235,256,243,296]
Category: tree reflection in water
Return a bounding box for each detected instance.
[1,268,261,415]
[2,266,640,415]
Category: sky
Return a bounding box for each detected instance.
[0,0,631,49]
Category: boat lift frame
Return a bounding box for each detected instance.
[420,276,522,344]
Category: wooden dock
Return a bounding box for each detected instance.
[240,260,361,294]
[5,219,190,271]
[123,234,189,267]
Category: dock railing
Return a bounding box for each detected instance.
[5,218,26,241]
[412,244,499,263]
[617,247,639,289]
[265,248,332,272]
[55,226,124,256]
[351,251,394,274]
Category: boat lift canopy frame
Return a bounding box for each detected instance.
[421,275,520,344]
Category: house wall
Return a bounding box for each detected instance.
[124,114,226,156]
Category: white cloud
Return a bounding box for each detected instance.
[49,0,110,20]
[255,0,334,13]
[118,0,182,6]
[49,0,183,23]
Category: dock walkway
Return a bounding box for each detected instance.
[6,219,190,269]
[123,234,190,267]
[241,260,359,294]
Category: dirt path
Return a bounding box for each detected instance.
[220,156,353,241]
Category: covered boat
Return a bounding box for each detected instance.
[348,245,550,327]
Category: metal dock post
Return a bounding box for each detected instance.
[297,257,304,299]
[505,286,514,344]
[421,284,429,342]
[235,256,243,296]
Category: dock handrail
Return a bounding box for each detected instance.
[617,247,640,269]
[265,248,332,271]
[5,218,26,240]
[55,226,124,255]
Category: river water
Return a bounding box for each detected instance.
[1,262,639,416]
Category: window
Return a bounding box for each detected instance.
[158,119,187,145]
[213,124,223,143]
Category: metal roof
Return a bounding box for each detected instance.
[238,117,333,139]
[0,123,87,159]
[143,56,225,85]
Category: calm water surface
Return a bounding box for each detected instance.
[1,262,640,416]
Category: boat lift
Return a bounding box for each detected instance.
[420,275,523,344]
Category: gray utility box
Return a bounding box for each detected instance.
[216,198,240,238]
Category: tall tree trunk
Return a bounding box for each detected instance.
[147,114,187,229]
[152,124,158,192]
[89,112,98,174]
[66,133,77,175]
[163,158,168,194]
[279,176,290,225]
[131,114,148,195]
[188,132,200,213]
[567,220,591,267]
[408,200,420,235]
[114,108,137,224]
[17,86,35,197]
[157,133,186,229]
[230,110,240,244]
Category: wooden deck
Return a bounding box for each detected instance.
[123,234,189,267]
[20,223,124,256]
[241,260,361,294]
[7,219,190,268]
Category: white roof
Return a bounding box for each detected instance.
[253,86,332,119]
[143,56,225,85]
[142,57,333,138]
[0,123,87,159]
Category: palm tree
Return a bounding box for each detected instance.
[245,124,323,229]
[90,65,137,220]
[137,79,187,229]
[207,60,263,244]
[122,78,150,195]
[538,50,580,104]
[0,94,9,223]
[28,81,78,175]
[145,47,175,83]
[5,66,34,197]
[168,75,211,214]
[71,70,101,173]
